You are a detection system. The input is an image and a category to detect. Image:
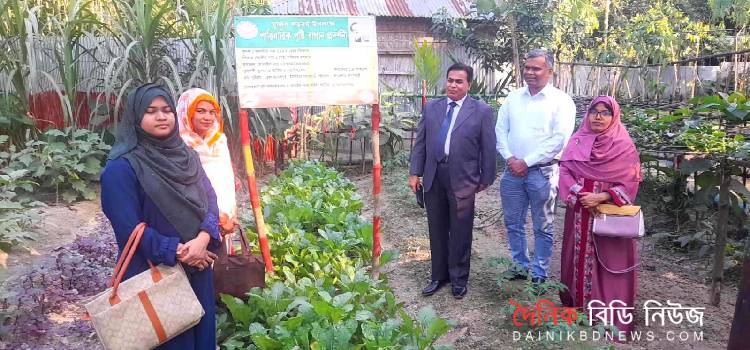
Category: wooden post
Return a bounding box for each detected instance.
[239,109,274,273]
[710,158,730,305]
[371,104,383,279]
[728,236,750,349]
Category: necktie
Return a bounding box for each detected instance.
[436,101,457,162]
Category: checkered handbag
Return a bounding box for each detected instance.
[85,223,204,350]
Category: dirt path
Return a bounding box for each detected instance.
[0,201,109,350]
[0,200,101,283]
[353,167,736,349]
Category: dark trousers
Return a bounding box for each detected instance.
[425,162,476,287]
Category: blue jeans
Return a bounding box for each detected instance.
[500,164,559,278]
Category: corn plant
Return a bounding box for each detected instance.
[102,0,183,123]
[40,0,102,128]
[190,0,237,132]
[0,0,45,147]
[0,0,34,110]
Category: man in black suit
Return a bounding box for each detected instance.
[408,63,497,299]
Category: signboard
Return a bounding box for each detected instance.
[234,16,379,108]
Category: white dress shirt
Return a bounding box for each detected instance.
[495,85,576,166]
[444,94,467,156]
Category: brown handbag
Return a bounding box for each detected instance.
[213,228,266,298]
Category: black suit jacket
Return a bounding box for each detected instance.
[409,96,497,198]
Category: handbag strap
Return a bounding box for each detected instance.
[223,226,251,256]
[237,226,251,256]
[591,234,640,274]
[109,223,162,305]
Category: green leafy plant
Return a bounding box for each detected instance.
[219,161,453,349]
[0,135,44,258]
[2,128,110,203]
[413,40,442,94]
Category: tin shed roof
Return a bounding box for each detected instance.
[271,0,471,18]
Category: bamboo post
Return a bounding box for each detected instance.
[710,158,730,305]
[371,104,383,279]
[728,236,750,349]
[239,109,274,273]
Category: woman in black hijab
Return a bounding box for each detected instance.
[101,83,219,349]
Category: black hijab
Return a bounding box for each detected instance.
[109,83,208,242]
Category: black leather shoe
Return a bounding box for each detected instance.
[531,277,547,284]
[510,273,528,281]
[452,285,467,299]
[421,280,447,296]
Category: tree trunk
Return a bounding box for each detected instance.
[509,17,522,88]
[603,0,611,51]
[710,159,730,305]
[728,237,750,349]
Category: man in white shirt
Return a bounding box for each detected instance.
[495,49,576,284]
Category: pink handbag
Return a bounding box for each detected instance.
[592,204,644,239]
[591,204,643,274]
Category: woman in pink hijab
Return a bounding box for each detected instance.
[558,96,642,335]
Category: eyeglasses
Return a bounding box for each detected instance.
[588,110,613,118]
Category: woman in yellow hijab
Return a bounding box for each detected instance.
[177,88,237,234]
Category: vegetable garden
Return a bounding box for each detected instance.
[2,0,750,349]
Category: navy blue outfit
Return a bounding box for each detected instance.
[101,157,220,350]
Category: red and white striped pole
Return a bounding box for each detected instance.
[371,104,382,278]
[239,109,274,273]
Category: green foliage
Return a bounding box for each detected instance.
[1,128,110,203]
[236,0,272,15]
[104,0,181,108]
[676,123,745,153]
[610,1,713,65]
[0,0,34,112]
[48,0,102,129]
[549,0,600,61]
[0,136,44,256]
[221,161,453,349]
[709,0,750,28]
[433,0,723,71]
[413,40,442,94]
[0,95,38,148]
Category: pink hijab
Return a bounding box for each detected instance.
[559,96,641,201]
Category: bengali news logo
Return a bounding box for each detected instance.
[509,299,705,343]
